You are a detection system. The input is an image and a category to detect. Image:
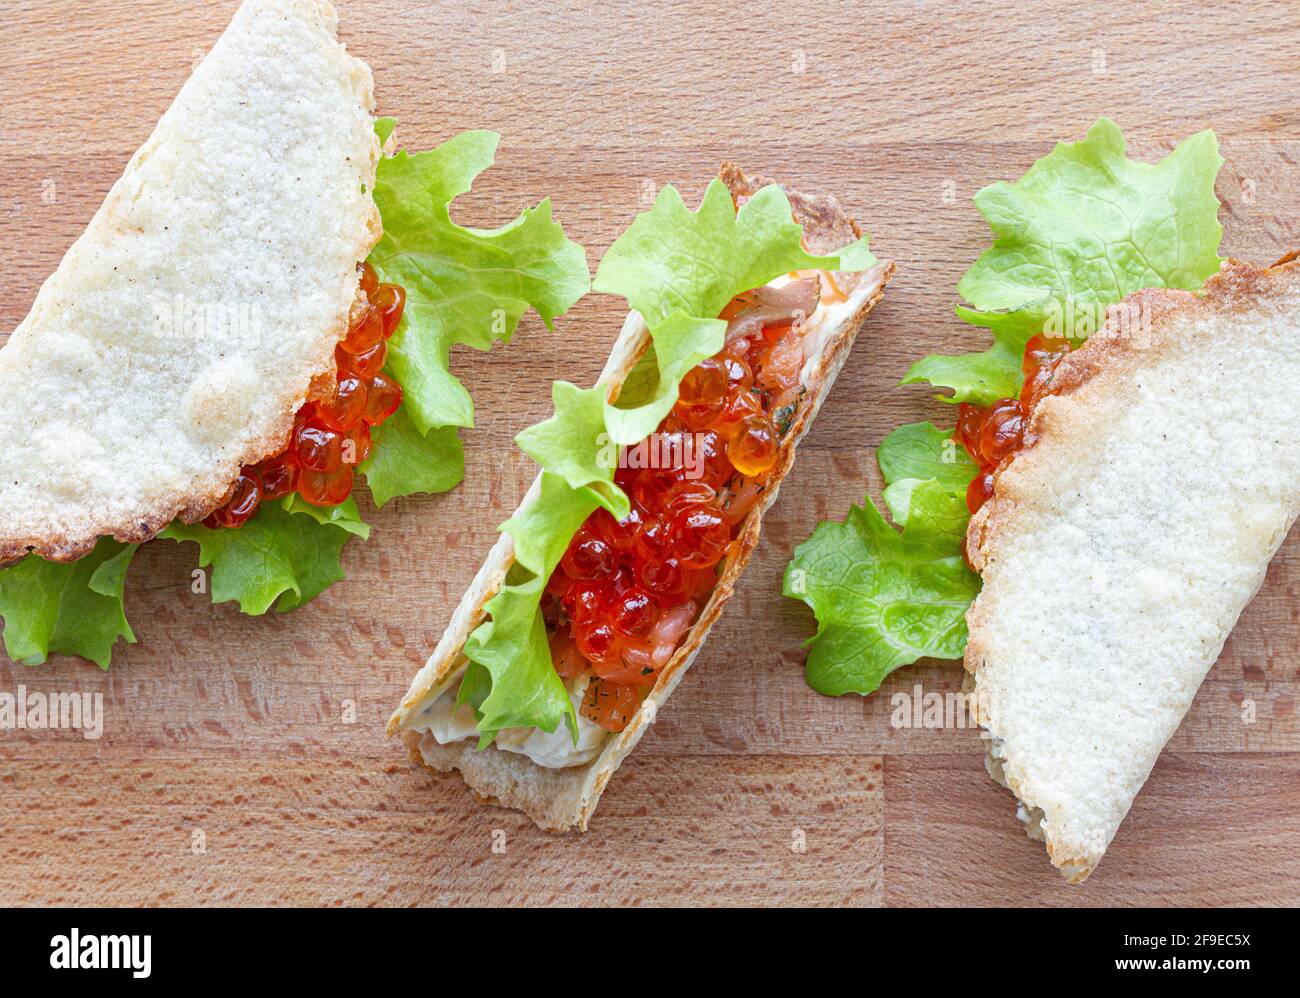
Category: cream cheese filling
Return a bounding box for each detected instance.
[407,665,606,768]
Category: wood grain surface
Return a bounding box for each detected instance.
[2,0,1299,907]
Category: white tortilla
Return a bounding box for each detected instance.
[0,0,380,562]
[964,257,1300,882]
[390,164,894,830]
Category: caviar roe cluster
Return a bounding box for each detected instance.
[545,298,814,732]
[956,334,1073,515]
[204,263,406,528]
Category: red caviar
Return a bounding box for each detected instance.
[957,334,1072,516]
[203,262,406,528]
[547,283,822,732]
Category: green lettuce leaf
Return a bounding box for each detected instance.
[357,124,588,506]
[374,116,397,147]
[590,179,872,448]
[785,476,980,696]
[366,129,589,435]
[161,497,367,615]
[603,313,726,445]
[279,494,371,539]
[876,420,980,528]
[904,118,1224,404]
[786,421,978,696]
[360,408,464,507]
[876,421,978,494]
[515,381,621,495]
[0,539,138,669]
[593,180,874,329]
[462,177,877,743]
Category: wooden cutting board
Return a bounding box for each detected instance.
[2,0,1298,907]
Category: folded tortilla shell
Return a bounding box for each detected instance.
[390,164,894,830]
[0,0,380,563]
[964,257,1300,882]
